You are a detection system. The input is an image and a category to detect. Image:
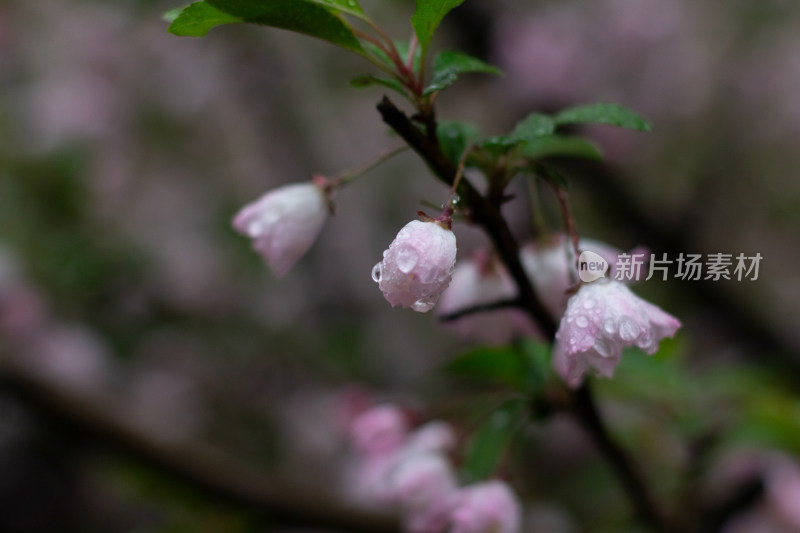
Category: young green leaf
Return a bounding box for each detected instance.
[461,399,524,482]
[306,0,366,20]
[204,0,365,53]
[411,0,466,53]
[508,113,555,142]
[521,135,603,161]
[167,2,242,37]
[437,121,480,165]
[424,50,503,95]
[535,164,569,189]
[554,103,652,131]
[350,75,407,97]
[445,345,527,390]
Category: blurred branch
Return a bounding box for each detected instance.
[0,357,400,533]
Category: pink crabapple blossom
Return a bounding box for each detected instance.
[232,179,329,278]
[553,279,680,388]
[449,480,521,533]
[373,217,457,313]
[349,404,409,457]
[437,250,540,344]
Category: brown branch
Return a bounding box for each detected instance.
[377,95,668,532]
[0,357,400,533]
[438,298,522,323]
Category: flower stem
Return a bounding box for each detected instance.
[330,144,409,189]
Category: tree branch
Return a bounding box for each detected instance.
[0,357,400,533]
[377,95,668,532]
[438,298,522,323]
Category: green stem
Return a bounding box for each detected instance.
[330,144,409,189]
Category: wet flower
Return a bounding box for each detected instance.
[553,279,680,387]
[437,250,539,344]
[232,181,328,278]
[373,219,457,313]
[449,480,521,533]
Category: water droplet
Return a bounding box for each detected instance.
[451,194,461,206]
[371,262,382,282]
[576,316,589,328]
[594,338,611,357]
[411,297,435,312]
[395,246,419,274]
[618,316,640,342]
[583,298,596,310]
[603,318,616,334]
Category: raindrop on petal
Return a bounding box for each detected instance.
[371,262,383,283]
[576,316,589,328]
[618,316,640,342]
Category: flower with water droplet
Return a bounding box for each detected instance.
[552,279,681,387]
[232,180,329,278]
[374,216,457,313]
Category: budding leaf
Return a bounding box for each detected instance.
[509,113,556,141]
[424,51,503,95]
[411,0,466,53]
[437,121,480,165]
[461,399,524,482]
[554,103,652,131]
[167,2,242,37]
[350,75,407,97]
[203,0,365,53]
[521,135,603,161]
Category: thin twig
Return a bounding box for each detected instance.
[0,357,401,533]
[438,298,522,323]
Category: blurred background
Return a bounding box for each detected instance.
[1,0,799,531]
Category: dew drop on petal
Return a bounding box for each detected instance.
[396,246,420,274]
[603,318,616,334]
[618,316,640,342]
[411,297,435,312]
[594,338,611,357]
[583,298,596,310]
[371,262,383,283]
[576,316,589,328]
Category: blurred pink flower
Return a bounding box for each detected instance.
[552,280,680,387]
[437,250,539,344]
[405,421,457,455]
[520,235,646,319]
[389,453,457,510]
[374,219,457,313]
[449,480,521,533]
[232,181,328,277]
[350,404,409,457]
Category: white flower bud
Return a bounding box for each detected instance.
[232,182,328,277]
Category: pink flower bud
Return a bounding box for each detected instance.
[373,220,457,313]
[232,182,328,278]
[553,280,681,387]
[449,480,521,533]
[437,250,540,344]
[388,452,457,511]
[350,404,408,457]
[405,421,457,455]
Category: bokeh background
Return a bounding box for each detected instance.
[1,0,799,531]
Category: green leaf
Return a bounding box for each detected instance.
[163,5,186,23]
[424,50,503,95]
[554,103,652,131]
[204,0,365,53]
[306,0,366,19]
[521,135,603,161]
[461,399,524,482]
[509,113,555,141]
[411,0,466,53]
[535,164,568,189]
[445,345,528,390]
[350,75,407,96]
[475,113,556,158]
[437,121,480,165]
[167,2,242,37]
